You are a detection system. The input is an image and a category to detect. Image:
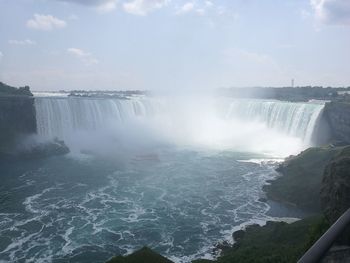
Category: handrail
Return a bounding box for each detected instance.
[298,208,350,263]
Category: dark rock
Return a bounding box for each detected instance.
[320,147,350,245]
[213,240,232,255]
[323,102,350,145]
[0,83,36,153]
[232,229,245,242]
[0,138,70,161]
[106,247,174,263]
[258,197,268,202]
[0,82,33,96]
[322,246,350,263]
[264,146,344,213]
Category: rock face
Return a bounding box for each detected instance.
[264,146,343,213]
[323,102,350,145]
[0,83,37,152]
[106,247,174,263]
[320,147,350,244]
[0,138,70,161]
[193,217,329,263]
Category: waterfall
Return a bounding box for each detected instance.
[224,99,324,143]
[34,96,325,153]
[35,97,159,140]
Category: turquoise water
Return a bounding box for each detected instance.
[0,148,278,263]
[0,96,323,262]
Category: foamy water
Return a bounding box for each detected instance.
[0,149,283,263]
[0,95,323,262]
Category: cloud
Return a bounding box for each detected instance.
[55,0,118,12]
[67,48,99,65]
[205,1,213,7]
[97,0,118,12]
[311,0,350,25]
[176,0,217,16]
[123,0,169,16]
[176,2,195,15]
[26,14,67,31]
[8,39,36,45]
[0,52,3,60]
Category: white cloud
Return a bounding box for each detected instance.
[311,0,350,25]
[0,52,3,60]
[176,2,195,15]
[97,0,118,12]
[176,1,218,16]
[205,1,213,7]
[67,48,99,65]
[57,0,118,12]
[8,39,36,45]
[123,0,169,16]
[26,14,67,31]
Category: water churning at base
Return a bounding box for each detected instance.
[34,96,324,155]
[224,99,324,142]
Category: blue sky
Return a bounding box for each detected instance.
[0,0,349,91]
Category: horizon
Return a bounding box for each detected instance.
[0,0,350,91]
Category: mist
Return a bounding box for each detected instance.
[33,93,323,159]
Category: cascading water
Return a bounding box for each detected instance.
[224,99,324,143]
[35,97,159,140]
[34,96,324,153]
[1,95,327,263]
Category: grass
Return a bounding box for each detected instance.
[263,146,345,212]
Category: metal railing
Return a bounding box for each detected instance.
[298,208,350,263]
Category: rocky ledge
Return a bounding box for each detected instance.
[0,138,70,162]
[263,146,347,213]
[0,82,37,153]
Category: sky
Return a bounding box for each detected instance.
[0,0,349,91]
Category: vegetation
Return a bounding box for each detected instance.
[68,90,149,99]
[106,247,173,263]
[216,86,348,102]
[0,82,33,96]
[105,217,329,263]
[263,146,346,212]
[0,82,36,152]
[194,216,329,263]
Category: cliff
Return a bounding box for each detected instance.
[0,82,37,152]
[263,146,345,213]
[322,101,350,145]
[321,146,350,245]
[106,247,173,263]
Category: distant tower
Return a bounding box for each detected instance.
[291,78,295,88]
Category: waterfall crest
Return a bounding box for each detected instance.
[34,96,325,155]
[35,97,159,140]
[225,100,324,142]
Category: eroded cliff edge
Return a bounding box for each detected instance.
[0,82,69,159]
[0,82,37,152]
[323,101,350,145]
